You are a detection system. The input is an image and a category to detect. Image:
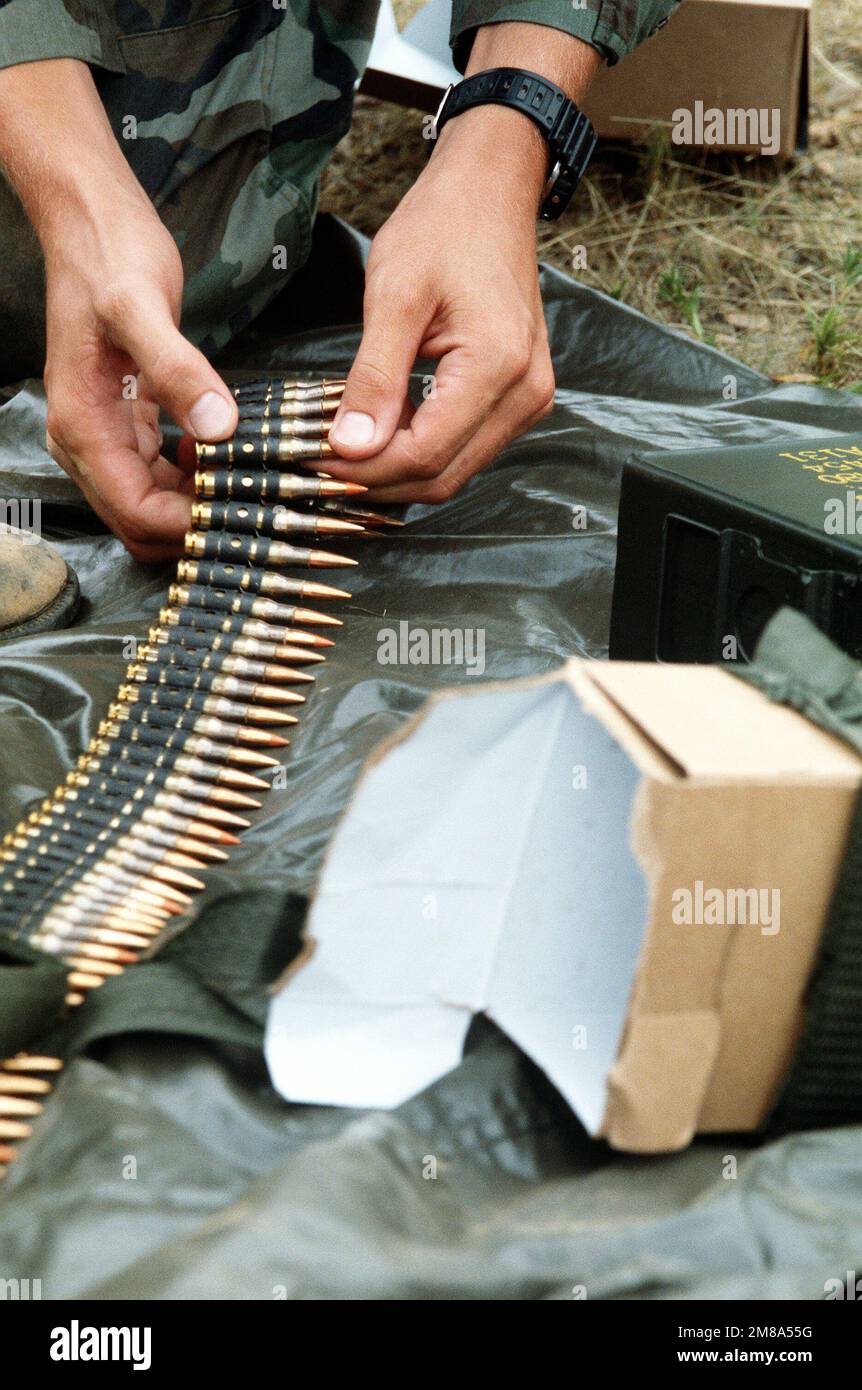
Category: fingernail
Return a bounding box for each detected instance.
[189,391,234,440]
[331,411,375,448]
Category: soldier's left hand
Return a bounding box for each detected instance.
[324,105,556,503]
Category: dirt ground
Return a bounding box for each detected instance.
[320,1,862,389]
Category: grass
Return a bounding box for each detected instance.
[320,0,862,391]
[657,265,710,344]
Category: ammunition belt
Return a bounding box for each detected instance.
[0,376,401,1179]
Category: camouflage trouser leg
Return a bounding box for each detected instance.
[0,0,381,383]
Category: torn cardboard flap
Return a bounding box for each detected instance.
[582,662,862,782]
[265,659,861,1152]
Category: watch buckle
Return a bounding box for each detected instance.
[542,158,562,203]
[431,84,454,141]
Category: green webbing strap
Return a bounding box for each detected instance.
[45,888,308,1059]
[0,888,307,1063]
[0,937,68,1055]
[42,960,264,1060]
[735,609,862,1134]
[768,790,862,1134]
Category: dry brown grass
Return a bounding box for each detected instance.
[320,0,862,389]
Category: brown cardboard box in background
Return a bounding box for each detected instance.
[583,661,857,1150]
[362,0,810,155]
[582,0,809,155]
[267,657,859,1153]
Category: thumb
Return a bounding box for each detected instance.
[330,277,424,458]
[113,293,237,441]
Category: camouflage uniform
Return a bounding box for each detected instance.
[0,0,679,377]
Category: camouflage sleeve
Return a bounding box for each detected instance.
[450,0,682,69]
[0,0,123,73]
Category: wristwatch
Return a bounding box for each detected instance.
[431,67,597,221]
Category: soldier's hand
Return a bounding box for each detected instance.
[324,104,557,504]
[0,58,237,560]
[43,203,237,561]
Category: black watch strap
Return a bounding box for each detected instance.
[432,67,597,220]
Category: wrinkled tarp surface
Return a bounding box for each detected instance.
[2,217,862,1300]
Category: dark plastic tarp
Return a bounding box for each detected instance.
[2,217,862,1300]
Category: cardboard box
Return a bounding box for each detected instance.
[362,0,809,156]
[610,433,862,665]
[265,658,860,1152]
